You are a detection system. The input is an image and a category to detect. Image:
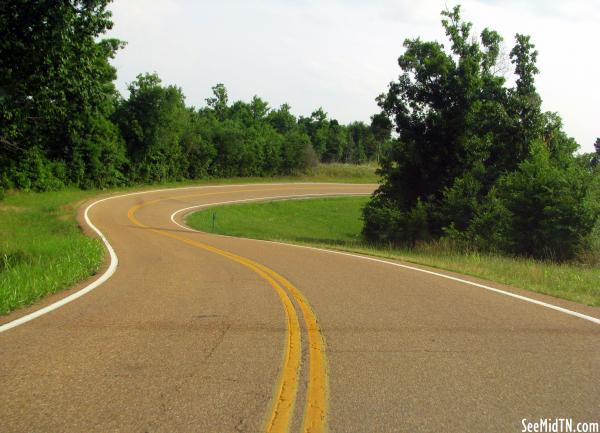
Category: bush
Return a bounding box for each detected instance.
[578,219,600,264]
[281,130,313,174]
[437,163,486,233]
[471,144,599,260]
[12,147,65,192]
[302,143,319,172]
[363,196,429,246]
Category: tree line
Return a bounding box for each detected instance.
[363,6,600,261]
[0,1,391,192]
[3,2,599,262]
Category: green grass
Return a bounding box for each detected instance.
[187,196,368,245]
[187,196,600,307]
[0,163,377,316]
[0,189,104,315]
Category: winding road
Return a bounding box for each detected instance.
[1,183,599,432]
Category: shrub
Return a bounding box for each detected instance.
[471,144,599,260]
[363,196,429,246]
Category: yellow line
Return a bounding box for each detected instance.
[255,265,329,433]
[126,186,332,432]
[128,202,301,433]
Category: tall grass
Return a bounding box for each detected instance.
[306,162,379,183]
[0,189,103,314]
[346,242,600,307]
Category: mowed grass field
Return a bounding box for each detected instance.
[187,196,367,245]
[0,163,378,316]
[187,196,600,307]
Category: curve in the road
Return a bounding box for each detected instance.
[128,194,307,433]
[1,183,599,433]
[0,183,357,334]
[127,185,340,433]
[171,198,600,327]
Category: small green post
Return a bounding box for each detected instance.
[212,212,216,232]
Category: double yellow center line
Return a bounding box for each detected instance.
[126,187,332,432]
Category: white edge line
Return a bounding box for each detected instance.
[0,182,371,333]
[170,196,600,326]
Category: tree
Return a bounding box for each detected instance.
[0,0,126,190]
[267,104,297,134]
[180,109,217,179]
[249,96,269,120]
[299,108,329,157]
[281,130,315,174]
[114,73,189,182]
[362,5,599,260]
[205,83,229,121]
[323,119,347,162]
[503,34,543,167]
[369,113,392,161]
[1,2,377,192]
[592,138,600,168]
[346,122,372,163]
[363,5,546,244]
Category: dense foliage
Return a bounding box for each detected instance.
[363,6,600,261]
[0,1,390,192]
[2,2,598,263]
[0,0,126,190]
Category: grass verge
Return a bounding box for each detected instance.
[0,189,103,315]
[187,196,600,307]
[0,163,378,316]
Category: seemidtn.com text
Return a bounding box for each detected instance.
[522,418,599,433]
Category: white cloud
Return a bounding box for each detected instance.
[107,0,599,152]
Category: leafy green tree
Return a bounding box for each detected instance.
[180,109,217,179]
[369,113,392,161]
[197,86,322,177]
[299,108,329,157]
[208,119,246,177]
[540,112,578,166]
[114,73,189,182]
[0,0,126,190]
[228,101,253,126]
[255,124,283,175]
[1,0,378,192]
[229,96,270,127]
[363,5,546,244]
[281,130,315,174]
[323,119,347,162]
[205,83,229,121]
[69,108,128,189]
[362,197,429,246]
[592,138,600,168]
[346,122,372,163]
[267,104,297,134]
[249,96,269,121]
[500,34,543,170]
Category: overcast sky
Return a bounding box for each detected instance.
[107,0,599,153]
